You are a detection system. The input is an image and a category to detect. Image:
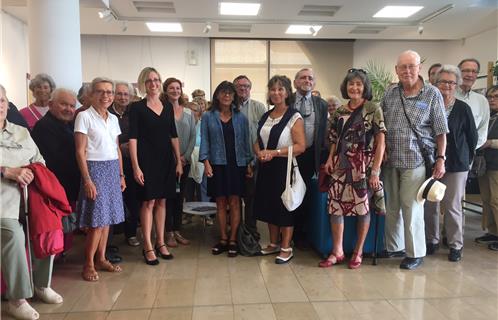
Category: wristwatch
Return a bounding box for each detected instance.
[436,155,446,161]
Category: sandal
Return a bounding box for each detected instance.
[155,244,174,260]
[275,247,294,264]
[318,253,346,268]
[261,243,280,255]
[212,239,228,255]
[82,266,99,282]
[95,260,122,272]
[348,252,363,269]
[228,241,238,257]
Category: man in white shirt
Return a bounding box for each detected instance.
[455,58,490,149]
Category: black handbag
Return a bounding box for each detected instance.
[399,88,435,178]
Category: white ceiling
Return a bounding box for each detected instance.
[2,0,498,40]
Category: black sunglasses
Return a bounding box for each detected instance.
[348,68,367,75]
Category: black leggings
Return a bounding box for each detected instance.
[165,164,190,232]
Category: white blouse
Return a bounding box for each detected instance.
[259,112,302,149]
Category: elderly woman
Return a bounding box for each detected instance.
[161,78,196,247]
[254,75,306,264]
[326,96,341,118]
[1,85,63,320]
[320,69,386,269]
[200,81,252,257]
[129,67,182,265]
[477,85,498,251]
[424,65,478,262]
[75,77,126,281]
[193,96,208,114]
[20,73,56,130]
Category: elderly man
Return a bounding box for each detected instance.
[108,81,140,248]
[427,63,442,85]
[292,68,328,247]
[233,75,267,239]
[456,58,490,151]
[381,50,448,270]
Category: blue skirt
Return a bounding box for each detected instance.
[77,159,125,228]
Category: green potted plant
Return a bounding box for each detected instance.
[363,60,394,103]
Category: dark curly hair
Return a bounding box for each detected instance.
[211,81,239,112]
[339,69,373,101]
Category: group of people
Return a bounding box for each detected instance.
[1,49,497,320]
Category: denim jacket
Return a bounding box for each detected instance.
[199,107,252,167]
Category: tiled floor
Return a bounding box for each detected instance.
[2,210,498,320]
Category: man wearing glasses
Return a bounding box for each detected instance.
[381,50,448,270]
[292,68,328,248]
[233,75,266,239]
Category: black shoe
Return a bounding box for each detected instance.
[442,237,448,248]
[475,234,498,244]
[426,243,439,255]
[142,249,159,265]
[488,242,498,251]
[448,248,462,262]
[379,250,406,258]
[400,257,423,270]
[106,252,122,263]
[155,244,174,260]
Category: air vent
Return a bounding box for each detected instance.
[218,24,252,33]
[350,26,386,34]
[298,5,341,17]
[133,1,175,14]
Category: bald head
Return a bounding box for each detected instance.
[49,88,77,123]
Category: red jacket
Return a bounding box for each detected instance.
[25,163,72,239]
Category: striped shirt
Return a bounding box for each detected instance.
[381,81,448,169]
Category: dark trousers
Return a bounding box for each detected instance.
[166,164,190,232]
[123,157,140,238]
[243,173,259,238]
[292,146,315,244]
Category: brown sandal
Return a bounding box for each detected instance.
[95,260,122,273]
[82,266,99,281]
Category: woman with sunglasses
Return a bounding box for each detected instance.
[199,81,252,257]
[319,68,386,269]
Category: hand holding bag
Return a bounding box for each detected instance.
[281,145,306,211]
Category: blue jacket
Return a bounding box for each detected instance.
[199,107,252,167]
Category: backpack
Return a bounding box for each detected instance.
[237,224,261,256]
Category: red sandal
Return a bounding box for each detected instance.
[348,252,363,269]
[318,253,346,268]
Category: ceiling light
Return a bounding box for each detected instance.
[146,22,183,32]
[286,25,322,35]
[219,2,261,16]
[373,6,423,18]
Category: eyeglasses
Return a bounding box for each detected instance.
[236,84,251,89]
[115,92,129,97]
[397,64,420,71]
[219,90,234,96]
[145,78,161,85]
[460,69,479,74]
[487,94,498,100]
[348,68,367,74]
[94,90,114,96]
[437,80,457,86]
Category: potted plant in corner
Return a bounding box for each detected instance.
[363,60,394,103]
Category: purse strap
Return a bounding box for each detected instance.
[398,87,428,153]
[285,145,293,188]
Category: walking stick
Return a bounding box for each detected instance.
[23,185,34,291]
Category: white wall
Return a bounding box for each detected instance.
[81,35,211,98]
[1,11,30,108]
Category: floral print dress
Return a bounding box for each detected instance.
[328,100,386,216]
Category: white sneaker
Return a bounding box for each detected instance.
[127,236,140,247]
[34,287,63,304]
[6,300,40,320]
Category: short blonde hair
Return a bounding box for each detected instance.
[91,77,115,93]
[137,67,162,96]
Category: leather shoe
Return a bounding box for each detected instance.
[448,248,462,262]
[426,243,439,255]
[400,257,423,270]
[106,252,122,264]
[379,249,405,258]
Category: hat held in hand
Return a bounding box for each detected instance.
[417,178,446,204]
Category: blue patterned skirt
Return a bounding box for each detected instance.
[77,159,125,228]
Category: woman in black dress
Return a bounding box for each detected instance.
[129,67,183,265]
[199,81,252,257]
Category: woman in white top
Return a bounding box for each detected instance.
[253,75,306,264]
[75,77,126,282]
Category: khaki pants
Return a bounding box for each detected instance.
[1,218,54,300]
[478,170,498,235]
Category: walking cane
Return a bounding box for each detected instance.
[23,185,34,291]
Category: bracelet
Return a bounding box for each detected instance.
[276,149,281,155]
[371,168,381,176]
[436,155,446,161]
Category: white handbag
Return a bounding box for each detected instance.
[281,145,306,212]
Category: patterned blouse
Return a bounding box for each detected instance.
[327,100,386,216]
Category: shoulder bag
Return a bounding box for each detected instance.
[281,145,307,211]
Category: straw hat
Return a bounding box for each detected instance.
[416,178,447,204]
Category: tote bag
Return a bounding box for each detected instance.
[281,145,306,211]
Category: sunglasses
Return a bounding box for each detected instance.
[348,68,367,75]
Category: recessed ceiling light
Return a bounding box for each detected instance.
[219,2,261,16]
[373,6,423,18]
[146,22,183,32]
[285,25,322,35]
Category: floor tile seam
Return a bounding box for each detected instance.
[66,279,97,313]
[384,298,451,320]
[288,263,312,303]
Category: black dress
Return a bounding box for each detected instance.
[129,99,178,201]
[207,118,246,198]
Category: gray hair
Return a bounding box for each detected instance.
[294,68,314,80]
[434,64,462,86]
[29,73,56,92]
[397,50,421,65]
[0,84,6,96]
[90,77,115,93]
[327,95,341,106]
[115,81,135,96]
[50,88,77,102]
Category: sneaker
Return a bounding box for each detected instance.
[127,236,140,247]
[488,241,498,251]
[35,287,63,304]
[6,300,39,319]
[475,234,498,244]
[448,248,462,262]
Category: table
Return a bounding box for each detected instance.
[183,202,217,227]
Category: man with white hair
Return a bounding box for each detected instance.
[381,50,448,270]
